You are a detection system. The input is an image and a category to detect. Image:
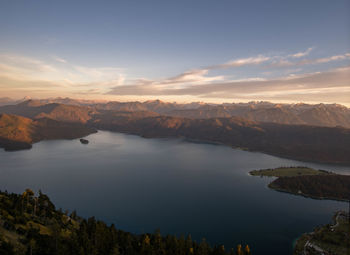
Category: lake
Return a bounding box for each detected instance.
[0,130,348,255]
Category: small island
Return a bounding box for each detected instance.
[79,138,89,144]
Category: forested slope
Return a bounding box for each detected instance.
[0,190,251,255]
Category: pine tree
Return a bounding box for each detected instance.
[198,238,210,255]
[237,244,242,255]
[244,244,251,255]
[110,244,120,255]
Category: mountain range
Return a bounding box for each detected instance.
[0,99,350,164]
[3,98,350,128]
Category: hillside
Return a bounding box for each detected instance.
[90,113,350,164]
[0,114,96,151]
[269,175,350,201]
[0,114,35,150]
[0,190,250,255]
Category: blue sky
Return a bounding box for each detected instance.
[0,0,349,105]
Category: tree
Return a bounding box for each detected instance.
[110,244,120,255]
[33,197,38,216]
[51,219,61,254]
[244,244,251,255]
[198,238,210,255]
[153,229,165,255]
[237,244,242,255]
[21,189,34,213]
[29,239,36,255]
[213,245,226,255]
[141,234,152,255]
[185,234,193,254]
[70,210,77,220]
[0,236,15,255]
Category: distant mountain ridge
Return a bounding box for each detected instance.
[166,103,350,128]
[2,98,348,128]
[0,100,97,123]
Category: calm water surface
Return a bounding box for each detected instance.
[0,131,348,255]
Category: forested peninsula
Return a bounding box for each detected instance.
[250,167,350,201]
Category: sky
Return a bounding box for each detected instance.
[0,0,349,105]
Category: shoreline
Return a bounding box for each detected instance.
[267,184,350,203]
[2,121,350,165]
[293,211,348,254]
[96,129,350,166]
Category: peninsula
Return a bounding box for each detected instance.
[249,167,350,201]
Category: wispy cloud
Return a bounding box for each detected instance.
[270,52,350,68]
[52,56,67,63]
[299,53,350,65]
[205,47,315,70]
[0,54,125,94]
[288,47,313,58]
[122,69,225,92]
[157,69,224,86]
[208,55,271,69]
[0,55,58,79]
